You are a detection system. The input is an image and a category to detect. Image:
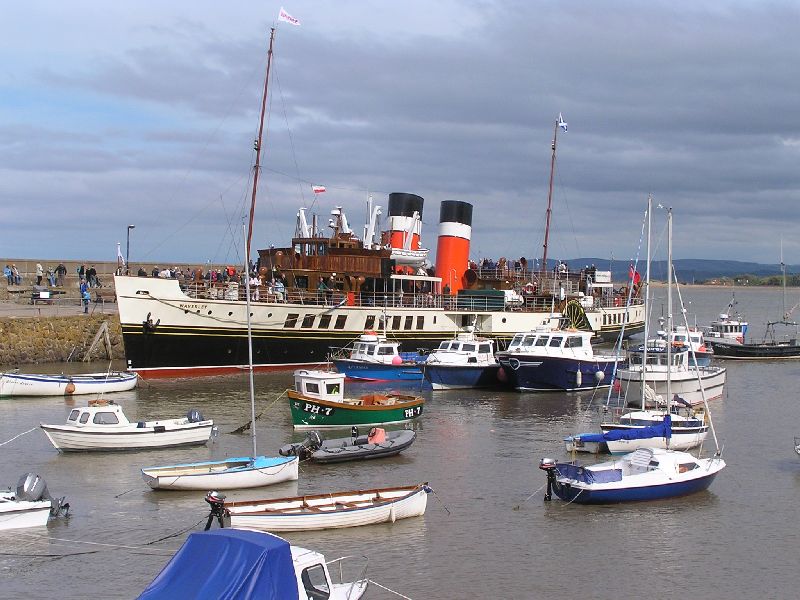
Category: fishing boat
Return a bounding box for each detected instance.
[287,369,424,429]
[138,528,368,600]
[40,401,214,452]
[138,28,298,491]
[704,294,748,345]
[669,324,714,366]
[496,327,619,392]
[279,427,416,463]
[113,109,645,381]
[0,370,138,397]
[706,254,799,359]
[219,483,430,532]
[422,327,502,390]
[0,473,69,531]
[539,447,725,504]
[329,330,426,381]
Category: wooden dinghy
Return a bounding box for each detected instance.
[0,371,138,397]
[221,483,431,531]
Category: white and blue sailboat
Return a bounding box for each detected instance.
[140,28,298,491]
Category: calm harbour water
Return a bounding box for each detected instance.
[1,286,799,599]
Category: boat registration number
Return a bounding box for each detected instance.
[302,403,335,416]
[404,406,423,418]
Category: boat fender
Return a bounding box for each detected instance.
[595,370,605,383]
[575,370,582,387]
[496,367,507,382]
[65,380,76,395]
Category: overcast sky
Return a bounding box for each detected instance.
[2,0,798,268]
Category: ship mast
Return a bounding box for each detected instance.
[541,116,560,270]
[246,27,276,263]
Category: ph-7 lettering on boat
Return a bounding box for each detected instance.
[404,406,422,418]
[302,403,334,416]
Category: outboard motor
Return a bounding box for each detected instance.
[17,473,69,517]
[204,491,228,530]
[279,432,322,460]
[538,458,558,502]
[186,409,205,423]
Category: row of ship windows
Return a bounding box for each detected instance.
[283,313,431,331]
[602,312,631,326]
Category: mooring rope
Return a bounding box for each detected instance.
[0,427,37,447]
[229,389,287,434]
[512,482,546,510]
[367,579,415,599]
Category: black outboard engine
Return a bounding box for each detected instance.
[186,409,205,423]
[279,432,322,460]
[539,458,558,502]
[204,491,228,530]
[17,473,69,517]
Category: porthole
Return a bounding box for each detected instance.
[207,311,212,315]
[228,311,233,316]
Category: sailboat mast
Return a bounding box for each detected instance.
[246,27,277,263]
[541,117,560,269]
[242,225,258,457]
[781,239,787,321]
[640,195,652,410]
[665,207,673,438]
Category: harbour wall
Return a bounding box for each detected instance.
[0,314,124,367]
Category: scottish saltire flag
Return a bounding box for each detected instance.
[312,185,326,194]
[278,7,300,26]
[558,113,568,132]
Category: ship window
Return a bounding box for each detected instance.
[534,337,548,347]
[479,343,492,353]
[566,336,583,348]
[79,412,90,424]
[377,346,394,356]
[305,382,320,394]
[392,316,401,330]
[284,313,299,328]
[416,316,424,329]
[549,337,563,347]
[404,316,413,330]
[301,564,330,599]
[301,314,315,328]
[463,343,476,352]
[678,462,698,473]
[365,315,376,330]
[318,314,332,329]
[438,341,449,349]
[93,411,119,425]
[334,315,347,329]
[68,409,80,421]
[325,382,340,395]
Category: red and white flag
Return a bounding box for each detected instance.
[278,7,300,26]
[312,185,326,194]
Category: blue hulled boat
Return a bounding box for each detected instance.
[496,328,619,391]
[423,329,501,390]
[330,331,426,381]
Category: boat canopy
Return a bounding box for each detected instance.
[555,463,623,484]
[578,414,672,444]
[138,529,299,600]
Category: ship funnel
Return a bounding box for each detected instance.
[435,200,473,295]
[387,193,424,251]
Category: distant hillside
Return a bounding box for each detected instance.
[557,258,798,284]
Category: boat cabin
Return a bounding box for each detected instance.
[347,332,403,364]
[626,345,690,371]
[293,370,346,403]
[670,326,707,351]
[505,328,597,357]
[291,546,351,600]
[429,331,495,364]
[66,402,131,427]
[706,313,748,343]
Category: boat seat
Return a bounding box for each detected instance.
[628,448,655,469]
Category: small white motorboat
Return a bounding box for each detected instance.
[0,473,69,531]
[221,483,430,532]
[141,455,299,491]
[138,528,368,600]
[0,370,138,397]
[40,401,214,452]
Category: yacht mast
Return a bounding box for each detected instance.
[541,117,560,270]
[246,27,277,263]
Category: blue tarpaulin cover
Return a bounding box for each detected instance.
[577,414,672,444]
[138,529,299,600]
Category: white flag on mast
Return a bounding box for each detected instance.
[558,113,568,132]
[116,242,125,266]
[278,7,301,26]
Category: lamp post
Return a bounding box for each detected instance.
[126,225,135,275]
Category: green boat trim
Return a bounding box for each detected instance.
[287,389,424,429]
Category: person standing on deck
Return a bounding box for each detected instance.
[56,263,67,287]
[36,263,43,286]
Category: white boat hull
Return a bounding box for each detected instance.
[605,430,709,454]
[228,486,428,532]
[0,496,51,530]
[41,422,213,452]
[142,456,299,490]
[617,367,726,405]
[0,372,138,397]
